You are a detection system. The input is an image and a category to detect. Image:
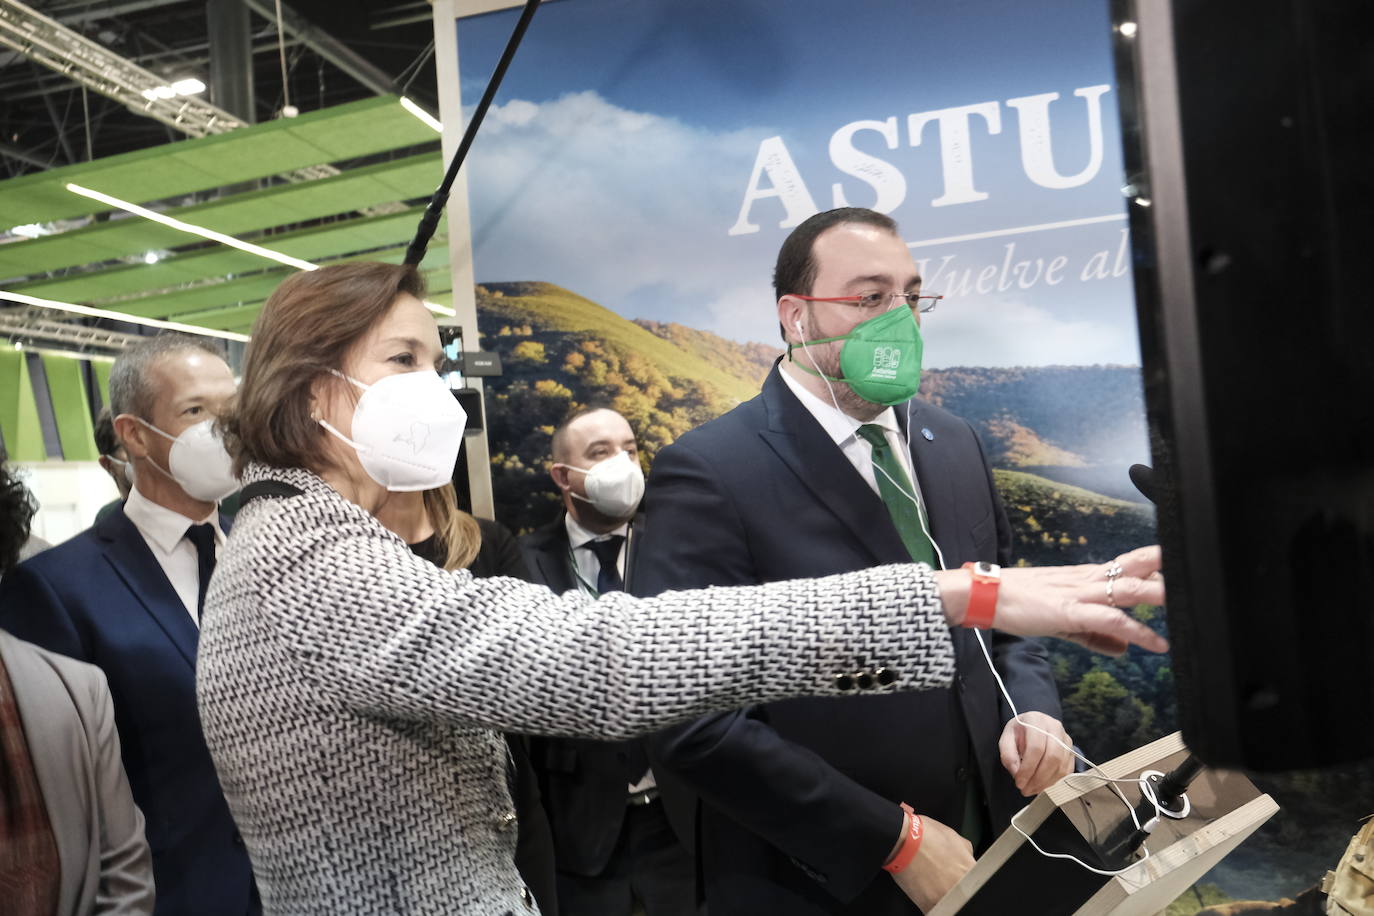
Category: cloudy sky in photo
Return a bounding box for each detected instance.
[453,0,1143,367]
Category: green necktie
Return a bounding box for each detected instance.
[857,424,936,567]
[857,425,989,851]
[859,425,985,849]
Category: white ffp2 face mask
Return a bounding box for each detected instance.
[560,450,645,520]
[135,417,239,503]
[318,369,467,492]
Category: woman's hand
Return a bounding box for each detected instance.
[934,546,1168,656]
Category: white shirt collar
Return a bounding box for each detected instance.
[123,484,223,555]
[564,512,630,551]
[778,362,901,447]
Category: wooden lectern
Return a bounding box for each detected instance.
[929,732,1279,916]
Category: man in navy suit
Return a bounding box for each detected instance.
[521,406,697,916]
[634,208,1074,914]
[0,334,257,915]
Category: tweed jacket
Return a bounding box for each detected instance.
[195,465,958,916]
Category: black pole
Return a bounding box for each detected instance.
[404,0,542,266]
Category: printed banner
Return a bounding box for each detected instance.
[448,2,1342,900]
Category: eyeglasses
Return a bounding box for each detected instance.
[791,292,943,314]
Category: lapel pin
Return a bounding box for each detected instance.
[921,427,935,441]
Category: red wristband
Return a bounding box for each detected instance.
[882,802,924,874]
[961,561,1001,629]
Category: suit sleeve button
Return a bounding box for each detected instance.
[875,667,897,686]
[856,671,874,690]
[833,674,855,691]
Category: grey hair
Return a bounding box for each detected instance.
[109,333,225,420]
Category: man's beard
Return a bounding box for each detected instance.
[800,312,885,419]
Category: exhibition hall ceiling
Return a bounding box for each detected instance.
[0,96,449,336]
[0,0,450,350]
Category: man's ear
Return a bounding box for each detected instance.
[777,295,805,345]
[113,414,151,459]
[549,462,572,492]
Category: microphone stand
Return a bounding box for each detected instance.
[404,0,542,267]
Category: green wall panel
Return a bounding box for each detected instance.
[41,354,98,461]
[0,350,46,461]
[92,361,113,410]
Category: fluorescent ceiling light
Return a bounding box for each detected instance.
[62,184,451,323]
[140,77,206,102]
[0,290,250,343]
[400,97,443,133]
[6,342,117,363]
[66,183,320,272]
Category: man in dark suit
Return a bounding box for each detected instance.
[520,406,696,916]
[633,208,1074,914]
[0,334,257,916]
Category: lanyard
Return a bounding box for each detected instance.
[567,546,599,597]
[566,527,633,597]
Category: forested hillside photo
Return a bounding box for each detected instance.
[474,281,1371,908]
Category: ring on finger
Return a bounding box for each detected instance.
[1106,578,1116,606]
[1105,561,1124,580]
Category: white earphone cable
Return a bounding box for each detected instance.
[796,320,1161,876]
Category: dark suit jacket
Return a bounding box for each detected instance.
[633,366,1060,916]
[520,513,659,877]
[0,506,257,916]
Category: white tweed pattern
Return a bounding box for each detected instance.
[196,464,955,915]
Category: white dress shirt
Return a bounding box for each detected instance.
[562,511,653,792]
[563,513,630,596]
[779,363,926,499]
[122,485,225,624]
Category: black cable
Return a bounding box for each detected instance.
[403,0,541,267]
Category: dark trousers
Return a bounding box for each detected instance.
[556,799,699,916]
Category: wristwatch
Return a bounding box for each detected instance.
[961,561,1001,629]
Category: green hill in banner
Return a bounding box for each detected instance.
[634,319,781,387]
[993,468,1155,567]
[478,282,757,403]
[475,282,767,530]
[921,365,1147,471]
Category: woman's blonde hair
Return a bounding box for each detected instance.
[422,483,482,571]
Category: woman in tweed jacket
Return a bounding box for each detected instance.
[195,263,1166,916]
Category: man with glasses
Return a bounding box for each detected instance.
[633,208,1072,914]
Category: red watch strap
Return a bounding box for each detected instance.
[961,561,998,629]
[883,802,924,874]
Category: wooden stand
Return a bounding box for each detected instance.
[929,732,1279,916]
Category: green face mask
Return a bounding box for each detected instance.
[787,305,924,406]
